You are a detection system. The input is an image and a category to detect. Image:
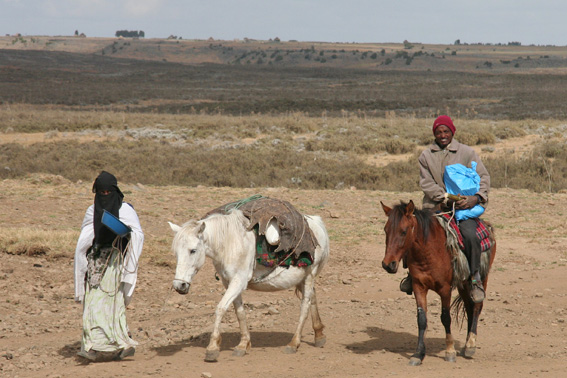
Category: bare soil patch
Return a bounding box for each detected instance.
[1,179,566,377]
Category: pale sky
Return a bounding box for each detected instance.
[1,0,565,46]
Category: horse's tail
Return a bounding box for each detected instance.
[451,295,466,328]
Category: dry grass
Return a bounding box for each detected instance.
[0,228,78,258]
[4,106,567,192]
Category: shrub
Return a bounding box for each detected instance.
[491,125,526,139]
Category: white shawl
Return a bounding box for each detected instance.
[74,203,144,303]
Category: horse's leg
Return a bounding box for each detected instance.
[231,294,251,357]
[463,287,484,358]
[205,277,247,362]
[309,288,326,348]
[409,286,428,366]
[283,275,315,354]
[439,287,456,362]
[463,244,495,357]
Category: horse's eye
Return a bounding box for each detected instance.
[401,230,407,236]
[190,249,197,254]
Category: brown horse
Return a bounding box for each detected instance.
[380,200,496,366]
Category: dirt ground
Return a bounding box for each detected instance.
[1,179,566,378]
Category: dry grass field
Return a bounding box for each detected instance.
[1,36,567,377]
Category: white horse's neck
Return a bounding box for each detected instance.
[202,211,252,267]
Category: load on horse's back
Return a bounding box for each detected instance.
[168,196,330,362]
[380,200,496,366]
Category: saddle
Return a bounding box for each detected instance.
[437,213,492,253]
[205,196,318,267]
[254,226,314,268]
[436,213,493,286]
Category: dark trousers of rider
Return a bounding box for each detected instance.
[458,218,481,276]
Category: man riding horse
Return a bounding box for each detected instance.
[400,115,490,303]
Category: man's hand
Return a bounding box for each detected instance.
[455,195,479,210]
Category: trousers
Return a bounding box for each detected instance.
[458,218,481,275]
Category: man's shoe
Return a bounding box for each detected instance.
[399,274,413,295]
[470,280,485,303]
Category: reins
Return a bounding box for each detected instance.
[434,202,459,243]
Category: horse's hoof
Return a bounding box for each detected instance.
[463,346,476,358]
[232,348,247,357]
[314,336,326,348]
[445,352,457,362]
[408,357,422,366]
[282,345,298,354]
[204,350,219,362]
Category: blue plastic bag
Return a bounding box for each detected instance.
[444,162,485,221]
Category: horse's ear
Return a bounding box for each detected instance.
[380,201,392,215]
[168,222,182,233]
[406,200,416,214]
[198,222,206,234]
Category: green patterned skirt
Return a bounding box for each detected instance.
[81,247,137,356]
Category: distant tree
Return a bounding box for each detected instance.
[454,39,460,45]
[115,30,145,38]
[508,41,521,46]
[75,30,79,36]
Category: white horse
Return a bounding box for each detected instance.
[168,208,330,362]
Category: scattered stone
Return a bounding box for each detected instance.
[266,306,279,315]
[201,372,212,378]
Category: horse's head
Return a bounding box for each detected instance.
[380,200,417,274]
[168,220,207,295]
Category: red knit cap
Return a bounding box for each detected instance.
[432,115,456,135]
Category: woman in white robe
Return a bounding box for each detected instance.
[74,171,144,361]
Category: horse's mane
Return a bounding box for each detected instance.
[390,201,434,241]
[173,210,250,261]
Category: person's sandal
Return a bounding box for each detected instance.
[470,280,485,303]
[117,347,135,360]
[77,349,97,361]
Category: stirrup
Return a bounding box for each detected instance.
[399,274,413,295]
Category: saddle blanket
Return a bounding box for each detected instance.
[255,226,313,268]
[438,213,492,253]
